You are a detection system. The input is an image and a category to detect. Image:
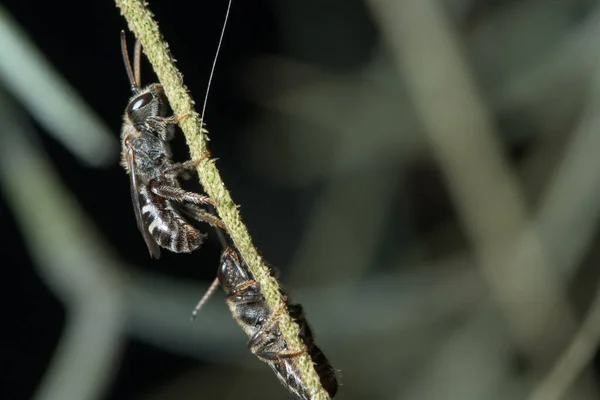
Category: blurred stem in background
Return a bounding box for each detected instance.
[0,90,127,400]
[5,0,600,399]
[0,5,117,167]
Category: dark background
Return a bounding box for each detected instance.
[4,1,600,399]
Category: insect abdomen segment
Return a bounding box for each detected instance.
[139,186,206,253]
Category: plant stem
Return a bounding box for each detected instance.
[115,1,330,398]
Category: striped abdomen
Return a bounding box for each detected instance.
[139,185,206,253]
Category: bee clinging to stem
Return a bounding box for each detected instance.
[194,247,339,399]
[119,32,226,259]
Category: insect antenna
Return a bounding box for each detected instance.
[120,30,140,93]
[199,0,233,129]
[191,211,230,321]
[191,277,220,320]
[133,39,142,88]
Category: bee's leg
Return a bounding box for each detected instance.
[162,112,191,125]
[249,296,287,342]
[249,329,307,362]
[247,295,305,361]
[143,117,174,141]
[254,346,307,362]
[145,113,190,141]
[162,151,211,180]
[228,281,261,299]
[178,203,227,231]
[149,181,217,207]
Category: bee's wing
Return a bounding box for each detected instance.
[268,360,309,400]
[127,149,161,259]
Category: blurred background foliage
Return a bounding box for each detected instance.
[4,0,600,399]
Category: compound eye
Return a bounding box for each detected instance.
[217,254,231,286]
[129,92,153,112]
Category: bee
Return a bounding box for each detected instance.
[119,32,225,259]
[214,247,338,399]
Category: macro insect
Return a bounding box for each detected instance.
[211,247,338,399]
[119,33,225,259]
